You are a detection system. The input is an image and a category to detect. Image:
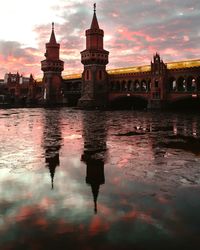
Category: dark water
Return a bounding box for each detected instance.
[0,108,200,250]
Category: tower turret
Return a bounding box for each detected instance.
[78,4,109,109]
[148,53,167,109]
[41,23,64,105]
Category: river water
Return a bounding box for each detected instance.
[0,108,200,250]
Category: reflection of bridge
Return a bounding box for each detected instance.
[63,55,200,109]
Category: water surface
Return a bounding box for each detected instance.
[0,108,200,249]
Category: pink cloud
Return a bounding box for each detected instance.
[0,0,199,78]
[89,216,109,235]
[0,41,42,78]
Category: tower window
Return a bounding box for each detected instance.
[99,70,102,80]
[155,80,159,88]
[86,70,89,80]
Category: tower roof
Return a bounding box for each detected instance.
[90,3,99,29]
[49,22,57,44]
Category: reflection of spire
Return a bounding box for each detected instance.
[91,184,99,214]
[46,151,60,189]
[81,111,107,214]
[43,110,62,190]
[50,168,54,190]
[85,158,105,214]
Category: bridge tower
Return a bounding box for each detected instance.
[148,53,167,109]
[41,23,64,105]
[78,3,109,109]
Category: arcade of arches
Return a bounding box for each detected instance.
[109,76,200,93]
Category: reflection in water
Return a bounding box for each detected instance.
[85,157,105,214]
[42,109,62,189]
[1,109,200,249]
[81,111,107,213]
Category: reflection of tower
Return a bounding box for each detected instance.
[81,111,107,213]
[78,4,109,109]
[85,157,105,214]
[43,110,62,189]
[41,23,64,105]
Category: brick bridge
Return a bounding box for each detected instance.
[63,55,200,109]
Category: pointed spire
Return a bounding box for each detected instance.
[46,152,60,190]
[90,3,99,29]
[50,167,55,190]
[49,22,57,44]
[91,184,100,214]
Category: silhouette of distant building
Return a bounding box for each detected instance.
[0,72,43,106]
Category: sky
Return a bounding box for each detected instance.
[0,0,200,78]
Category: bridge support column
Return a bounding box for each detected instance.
[148,100,167,109]
[78,4,109,110]
[78,97,96,109]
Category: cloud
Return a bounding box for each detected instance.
[0,0,200,77]
[0,40,42,77]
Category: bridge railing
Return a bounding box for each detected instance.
[110,89,150,93]
[63,90,81,95]
[168,88,200,93]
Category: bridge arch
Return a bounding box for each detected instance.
[168,96,200,110]
[134,79,140,91]
[141,79,147,92]
[116,81,120,91]
[168,77,176,91]
[110,81,114,91]
[127,80,132,91]
[187,76,196,92]
[109,95,148,110]
[121,80,127,92]
[197,76,200,91]
[72,81,81,91]
[177,76,186,92]
[147,79,151,91]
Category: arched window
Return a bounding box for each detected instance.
[128,80,132,91]
[141,80,147,92]
[197,76,200,91]
[147,79,151,91]
[168,77,176,92]
[116,81,120,91]
[135,80,140,91]
[177,77,185,92]
[86,70,89,80]
[187,76,192,91]
[187,76,196,92]
[99,70,102,80]
[155,80,159,88]
[110,81,114,91]
[192,78,196,91]
[122,81,126,91]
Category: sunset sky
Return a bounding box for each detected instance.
[0,0,199,78]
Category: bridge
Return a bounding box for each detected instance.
[62,56,200,109]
